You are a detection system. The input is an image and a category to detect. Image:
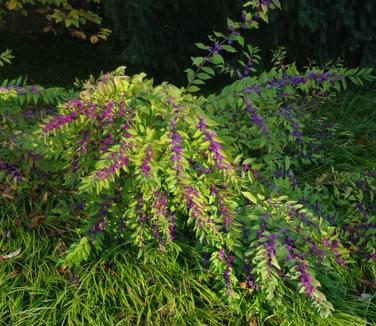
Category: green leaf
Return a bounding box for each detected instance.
[191,56,205,66]
[202,67,215,76]
[211,54,224,65]
[187,86,200,93]
[185,68,195,82]
[197,72,211,80]
[195,43,209,50]
[223,45,237,53]
[273,0,281,9]
[242,191,258,204]
[231,35,245,47]
[191,79,205,85]
[213,31,224,37]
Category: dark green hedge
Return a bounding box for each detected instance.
[264,0,376,67]
[102,0,239,80]
[103,0,376,80]
[2,1,375,85]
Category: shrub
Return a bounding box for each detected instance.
[39,66,372,320]
[1,0,375,320]
[0,75,76,227]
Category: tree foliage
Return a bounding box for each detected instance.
[0,0,110,42]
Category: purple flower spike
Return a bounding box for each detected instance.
[218,247,225,260]
[169,211,175,241]
[96,145,129,180]
[210,186,233,232]
[297,262,317,298]
[140,145,153,177]
[169,117,183,176]
[244,98,270,135]
[196,116,229,171]
[208,41,223,55]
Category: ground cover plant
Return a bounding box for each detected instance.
[1,1,375,325]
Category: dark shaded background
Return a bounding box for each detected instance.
[1,0,375,86]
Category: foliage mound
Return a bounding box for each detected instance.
[1,0,375,323]
[38,68,373,319]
